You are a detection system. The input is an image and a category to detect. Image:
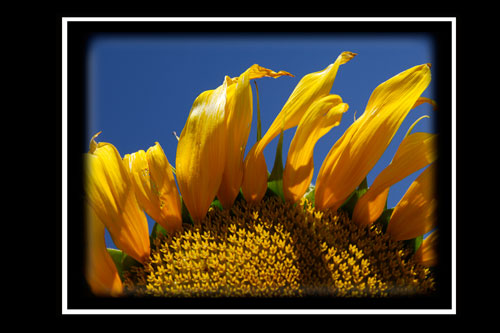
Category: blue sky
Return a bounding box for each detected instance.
[86,33,436,249]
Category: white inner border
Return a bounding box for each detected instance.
[62,16,457,315]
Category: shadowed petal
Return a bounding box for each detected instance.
[386,162,437,241]
[352,131,437,226]
[242,52,356,204]
[85,204,123,297]
[413,230,438,267]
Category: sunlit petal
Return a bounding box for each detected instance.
[85,134,150,263]
[124,142,183,233]
[146,142,183,232]
[176,77,229,222]
[218,65,292,208]
[315,64,432,211]
[283,94,347,203]
[242,51,356,203]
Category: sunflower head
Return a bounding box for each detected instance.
[84,53,438,299]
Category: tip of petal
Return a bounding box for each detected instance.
[276,70,295,78]
[89,131,102,153]
[338,51,357,65]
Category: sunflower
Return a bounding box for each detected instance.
[84,51,438,298]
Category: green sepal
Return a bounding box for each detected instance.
[107,248,142,281]
[339,177,369,218]
[267,129,285,201]
[235,189,246,204]
[376,208,394,234]
[180,196,193,225]
[210,197,224,211]
[414,235,424,252]
[107,248,124,279]
[151,222,167,242]
[254,81,262,143]
[304,184,315,206]
[404,234,424,256]
[358,177,368,191]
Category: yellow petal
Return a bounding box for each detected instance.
[404,115,430,138]
[85,138,150,263]
[89,131,102,153]
[413,230,438,267]
[352,131,438,226]
[242,52,356,204]
[176,77,229,222]
[218,65,291,209]
[146,142,183,232]
[263,51,356,144]
[85,204,123,297]
[240,143,269,204]
[124,143,183,233]
[239,64,293,81]
[412,97,437,111]
[386,162,437,241]
[283,94,347,203]
[315,64,432,211]
[123,150,153,212]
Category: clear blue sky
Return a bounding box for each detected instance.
[86,33,436,249]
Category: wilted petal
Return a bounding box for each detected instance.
[85,204,123,297]
[283,94,347,203]
[85,134,150,263]
[352,131,438,226]
[386,162,437,241]
[315,64,432,211]
[176,78,229,222]
[218,65,291,208]
[146,142,183,231]
[413,230,438,267]
[124,142,182,233]
[242,52,356,204]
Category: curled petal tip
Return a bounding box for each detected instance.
[339,51,357,65]
[276,70,295,78]
[426,63,432,69]
[89,131,103,153]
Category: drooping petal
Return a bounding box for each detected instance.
[85,203,123,297]
[124,142,183,233]
[146,142,183,231]
[413,230,438,267]
[241,52,356,204]
[315,63,432,211]
[176,77,229,222]
[218,65,292,209]
[85,134,150,263]
[283,94,347,203]
[386,162,437,241]
[352,131,438,226]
